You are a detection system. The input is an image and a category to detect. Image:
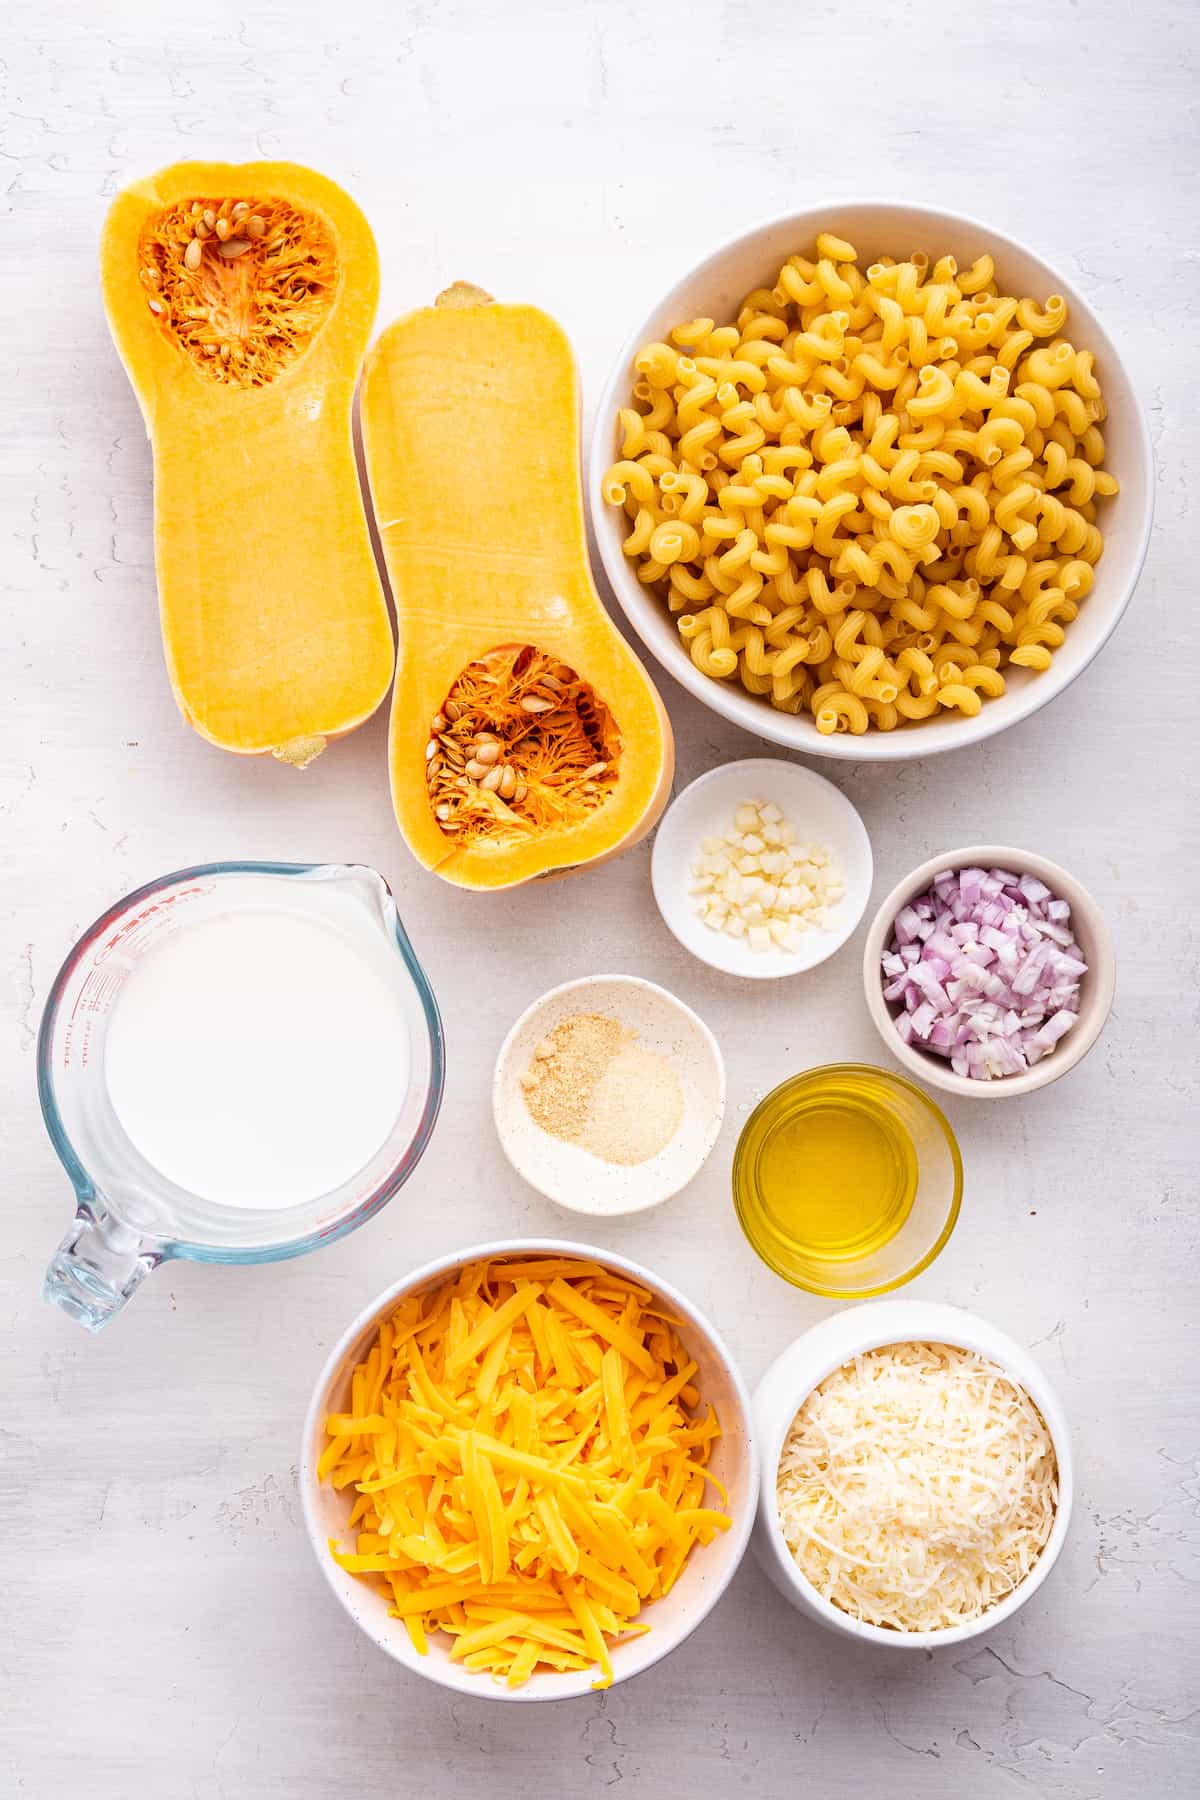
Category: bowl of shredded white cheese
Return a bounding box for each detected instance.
[751,1300,1072,1645]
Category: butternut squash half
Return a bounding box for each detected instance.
[101,160,394,764]
[361,287,673,888]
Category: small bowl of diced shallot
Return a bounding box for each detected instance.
[862,846,1115,1099]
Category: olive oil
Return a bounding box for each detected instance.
[733,1065,948,1295]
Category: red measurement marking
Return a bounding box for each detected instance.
[67,883,214,1027]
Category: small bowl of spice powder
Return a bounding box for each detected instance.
[493,975,726,1215]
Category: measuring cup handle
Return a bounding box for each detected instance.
[42,1206,160,1332]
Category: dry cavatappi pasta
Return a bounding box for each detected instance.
[321,1256,729,1689]
[604,234,1119,734]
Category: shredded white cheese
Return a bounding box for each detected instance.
[689,799,843,953]
[776,1342,1058,1631]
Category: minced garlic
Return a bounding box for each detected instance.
[689,799,843,952]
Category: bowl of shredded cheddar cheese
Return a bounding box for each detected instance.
[301,1240,758,1698]
[588,201,1153,760]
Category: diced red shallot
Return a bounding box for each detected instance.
[880,865,1087,1082]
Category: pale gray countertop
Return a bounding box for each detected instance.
[3,1,1197,1794]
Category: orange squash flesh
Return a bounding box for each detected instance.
[361,290,673,889]
[100,160,394,762]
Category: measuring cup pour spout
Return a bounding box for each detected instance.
[43,1202,159,1332]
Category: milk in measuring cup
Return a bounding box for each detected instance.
[103,907,411,1208]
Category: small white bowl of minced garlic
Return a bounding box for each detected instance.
[493,975,726,1215]
[651,758,873,979]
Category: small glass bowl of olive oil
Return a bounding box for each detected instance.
[733,1064,962,1297]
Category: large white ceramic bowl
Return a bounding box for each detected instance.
[588,202,1154,762]
[752,1300,1073,1647]
[862,844,1115,1099]
[301,1238,758,1701]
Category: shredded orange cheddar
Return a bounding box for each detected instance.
[321,1255,730,1689]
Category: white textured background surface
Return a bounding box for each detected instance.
[4,1,1197,1794]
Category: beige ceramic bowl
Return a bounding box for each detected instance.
[588,201,1154,762]
[300,1238,758,1701]
[862,845,1115,1099]
[493,975,725,1214]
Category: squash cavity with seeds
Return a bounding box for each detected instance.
[361,286,674,889]
[101,160,394,764]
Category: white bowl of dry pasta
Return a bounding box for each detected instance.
[300,1239,758,1700]
[588,203,1153,760]
[751,1300,1073,1645]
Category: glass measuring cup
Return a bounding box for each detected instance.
[39,862,444,1332]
